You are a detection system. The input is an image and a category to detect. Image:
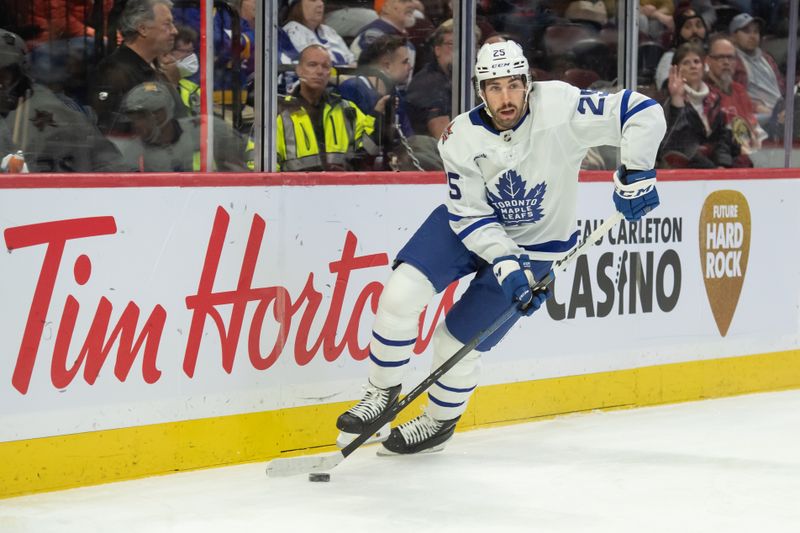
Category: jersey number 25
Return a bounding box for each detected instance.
[577,89,608,116]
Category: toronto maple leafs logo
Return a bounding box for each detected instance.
[486,169,546,226]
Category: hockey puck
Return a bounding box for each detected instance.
[308,472,331,482]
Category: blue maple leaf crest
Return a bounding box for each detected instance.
[486,169,546,226]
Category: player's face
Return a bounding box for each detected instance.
[482,76,527,130]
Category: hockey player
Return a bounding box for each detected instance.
[336,40,666,455]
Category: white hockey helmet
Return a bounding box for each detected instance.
[473,40,532,114]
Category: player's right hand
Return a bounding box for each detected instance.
[519,287,551,316]
[492,255,553,315]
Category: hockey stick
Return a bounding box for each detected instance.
[265,211,625,478]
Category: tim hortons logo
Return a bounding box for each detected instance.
[699,190,751,336]
[2,206,457,395]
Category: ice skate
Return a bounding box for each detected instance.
[336,382,401,448]
[378,411,461,455]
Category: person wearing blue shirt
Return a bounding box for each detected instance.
[339,34,422,169]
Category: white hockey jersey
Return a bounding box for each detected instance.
[439,80,666,263]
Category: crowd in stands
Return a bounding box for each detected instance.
[0,0,797,173]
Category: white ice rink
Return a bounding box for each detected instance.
[2,390,799,533]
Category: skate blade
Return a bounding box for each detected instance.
[376,442,447,457]
[336,423,391,449]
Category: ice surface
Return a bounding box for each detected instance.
[2,390,799,532]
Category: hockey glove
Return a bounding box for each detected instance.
[520,287,551,317]
[612,166,659,222]
[492,255,552,315]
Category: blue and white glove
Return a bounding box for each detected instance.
[612,166,659,221]
[492,255,552,316]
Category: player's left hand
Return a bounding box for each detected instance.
[612,166,659,221]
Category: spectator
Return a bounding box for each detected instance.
[654,4,708,90]
[172,0,255,118]
[26,0,114,46]
[705,34,766,159]
[660,42,742,168]
[0,28,132,173]
[406,19,452,138]
[112,81,247,171]
[276,44,378,171]
[350,0,416,75]
[161,25,201,115]
[729,13,785,127]
[339,34,428,169]
[283,0,355,67]
[640,0,675,42]
[339,34,410,130]
[91,0,184,135]
[174,27,201,113]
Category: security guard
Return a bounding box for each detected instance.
[277,44,378,171]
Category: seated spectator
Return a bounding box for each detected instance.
[283,0,355,67]
[406,19,452,138]
[729,13,785,128]
[338,34,439,170]
[91,0,185,136]
[654,4,708,90]
[323,5,378,43]
[158,26,201,116]
[171,26,201,115]
[339,34,411,134]
[351,0,416,76]
[660,42,743,168]
[172,0,255,115]
[639,0,675,42]
[112,81,247,171]
[705,34,766,159]
[277,44,378,171]
[0,28,132,173]
[26,0,114,46]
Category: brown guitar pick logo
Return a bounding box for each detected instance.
[699,191,750,336]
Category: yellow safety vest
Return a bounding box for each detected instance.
[178,79,201,115]
[276,92,375,171]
